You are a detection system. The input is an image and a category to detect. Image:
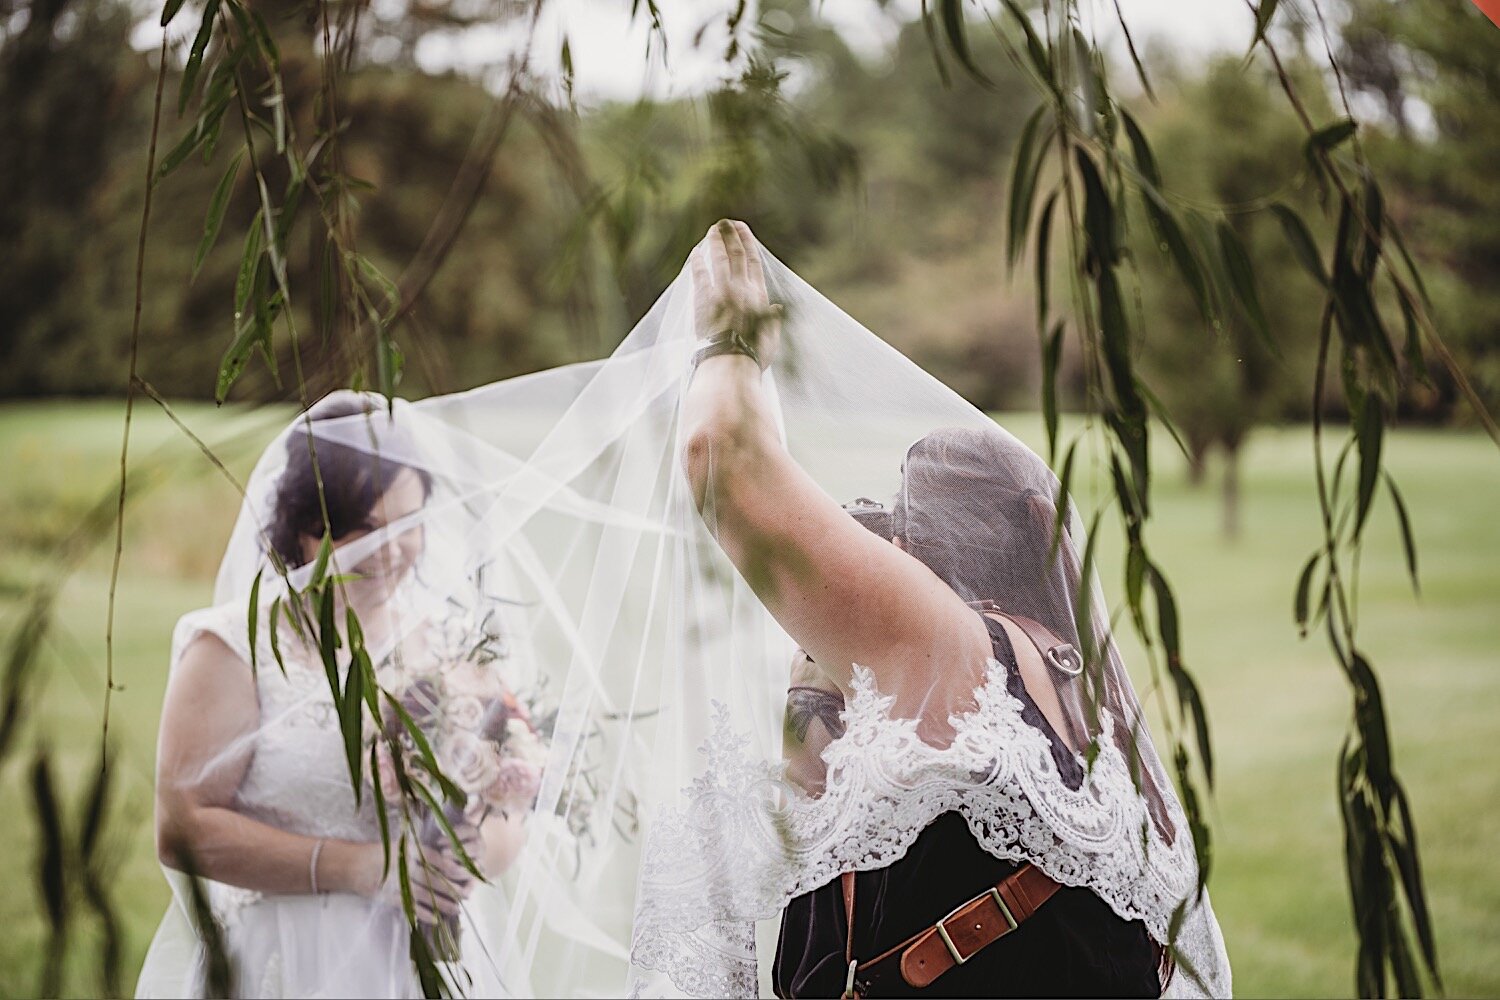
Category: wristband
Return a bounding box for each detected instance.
[692,331,765,371]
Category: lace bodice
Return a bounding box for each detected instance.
[172,606,382,845]
[627,658,1231,998]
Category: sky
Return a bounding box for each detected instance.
[406,0,1265,101]
[137,0,1266,101]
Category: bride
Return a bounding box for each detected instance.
[138,394,537,998]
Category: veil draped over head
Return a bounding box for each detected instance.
[144,245,1229,998]
[426,245,1228,996]
[139,392,667,998]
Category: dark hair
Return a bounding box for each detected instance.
[886,427,1076,629]
[267,395,434,569]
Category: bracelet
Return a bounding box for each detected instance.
[309,838,326,895]
[692,331,765,372]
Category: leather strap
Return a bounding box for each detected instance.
[894,863,1062,988]
[837,863,1062,996]
[976,603,1083,677]
[840,872,858,998]
[829,602,1077,996]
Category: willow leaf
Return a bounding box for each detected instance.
[1392,784,1442,982]
[215,313,261,405]
[1360,177,1385,275]
[1314,117,1362,156]
[1097,269,1140,416]
[1121,109,1160,187]
[1249,0,1280,54]
[409,780,483,881]
[1007,104,1051,267]
[1382,473,1419,595]
[232,210,262,321]
[193,150,242,277]
[1216,220,1271,346]
[1051,436,1079,556]
[369,743,393,877]
[937,0,991,85]
[340,650,364,802]
[1268,203,1327,286]
[1141,185,1210,322]
[999,0,1050,83]
[317,584,340,708]
[1034,190,1058,328]
[1041,321,1064,460]
[1354,396,1384,539]
[1294,550,1321,635]
[246,567,262,676]
[309,532,333,589]
[918,0,951,87]
[1111,0,1155,102]
[1387,219,1430,308]
[79,747,112,857]
[30,755,66,932]
[1149,562,1213,786]
[1349,652,1393,794]
[1075,148,1118,266]
[268,597,287,677]
[1396,284,1429,383]
[178,0,221,115]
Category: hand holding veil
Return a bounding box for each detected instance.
[424,224,1231,997]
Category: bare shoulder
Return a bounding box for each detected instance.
[164,629,258,720]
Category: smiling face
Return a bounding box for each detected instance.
[299,467,428,601]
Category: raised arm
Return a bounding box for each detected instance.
[680,221,989,722]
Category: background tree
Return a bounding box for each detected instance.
[1340,0,1500,419]
[1132,55,1329,536]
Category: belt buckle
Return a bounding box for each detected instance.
[936,887,1019,966]
[936,887,1020,965]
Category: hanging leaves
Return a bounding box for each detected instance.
[1007,104,1053,266]
[1216,220,1272,346]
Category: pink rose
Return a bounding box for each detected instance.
[441,731,502,797]
[483,757,542,813]
[443,694,485,733]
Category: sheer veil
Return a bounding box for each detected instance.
[436,243,1231,996]
[143,242,1229,998]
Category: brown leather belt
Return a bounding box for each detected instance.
[838,863,1063,997]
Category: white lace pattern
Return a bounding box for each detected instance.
[628,660,1231,998]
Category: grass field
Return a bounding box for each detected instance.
[0,399,1496,998]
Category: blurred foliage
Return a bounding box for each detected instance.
[3,0,1498,996]
[2,0,1494,420]
[1129,55,1332,534]
[1339,0,1500,423]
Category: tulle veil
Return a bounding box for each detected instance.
[140,243,1229,998]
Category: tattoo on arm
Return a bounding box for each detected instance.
[785,686,847,742]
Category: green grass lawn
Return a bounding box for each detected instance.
[0,400,1496,998]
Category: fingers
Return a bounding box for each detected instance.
[707,223,731,283]
[732,220,766,300]
[717,219,747,284]
[407,859,472,919]
[690,242,711,292]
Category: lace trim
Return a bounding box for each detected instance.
[629,659,1229,998]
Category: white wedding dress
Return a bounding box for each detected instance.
[136,604,420,999]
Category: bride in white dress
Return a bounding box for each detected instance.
[137,394,533,998]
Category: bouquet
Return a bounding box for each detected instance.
[368,591,546,959]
